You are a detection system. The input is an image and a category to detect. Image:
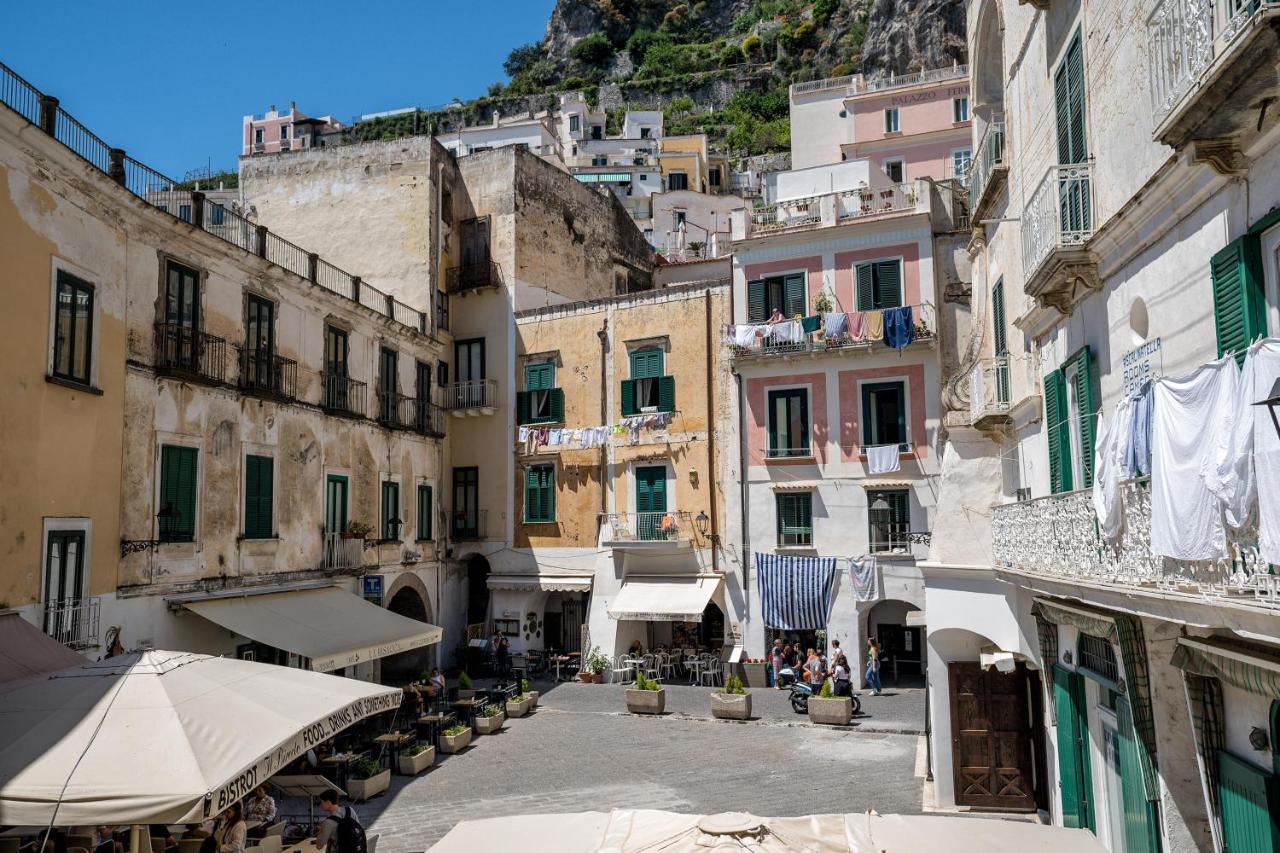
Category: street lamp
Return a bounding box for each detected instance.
[1256,377,1280,441]
[695,510,710,536]
[385,515,404,542]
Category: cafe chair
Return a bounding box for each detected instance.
[264,822,286,839]
[66,837,95,852]
[253,837,281,853]
[609,655,632,684]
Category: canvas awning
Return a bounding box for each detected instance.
[0,613,84,684]
[607,576,721,622]
[1031,597,1117,640]
[487,574,593,593]
[1171,635,1280,699]
[181,586,441,672]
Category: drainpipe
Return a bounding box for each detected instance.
[598,320,609,523]
[703,289,719,574]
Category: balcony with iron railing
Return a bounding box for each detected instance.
[321,372,368,418]
[444,379,498,414]
[1147,0,1280,149]
[445,260,502,294]
[452,509,488,541]
[43,597,100,650]
[991,479,1275,607]
[322,532,369,572]
[602,511,696,549]
[728,303,937,361]
[408,398,446,437]
[732,181,928,241]
[154,322,228,384]
[238,348,298,400]
[1021,162,1099,312]
[869,522,931,557]
[968,121,1006,220]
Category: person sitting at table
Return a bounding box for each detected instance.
[212,803,246,853]
[429,667,446,696]
[628,639,643,657]
[244,785,276,837]
[315,789,363,853]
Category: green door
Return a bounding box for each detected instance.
[1218,751,1280,853]
[1053,666,1095,831]
[1116,698,1161,853]
[635,466,667,540]
[325,475,349,535]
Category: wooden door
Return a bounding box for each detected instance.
[949,661,1037,810]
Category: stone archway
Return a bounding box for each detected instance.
[382,573,435,684]
[866,599,924,683]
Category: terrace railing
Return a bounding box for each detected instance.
[154,323,228,383]
[1022,163,1094,283]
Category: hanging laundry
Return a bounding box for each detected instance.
[800,315,821,334]
[823,312,848,339]
[1150,357,1239,561]
[770,320,803,343]
[848,555,879,603]
[548,429,564,446]
[730,324,765,347]
[1091,400,1129,541]
[518,426,529,443]
[863,310,885,342]
[846,312,866,341]
[883,305,915,350]
[865,443,901,475]
[536,429,549,448]
[1123,380,1154,477]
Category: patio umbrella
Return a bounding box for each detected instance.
[0,649,401,826]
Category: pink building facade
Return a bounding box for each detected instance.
[844,77,972,184]
[242,103,343,156]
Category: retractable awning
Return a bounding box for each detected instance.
[181,586,441,672]
[607,576,721,622]
[487,574,593,593]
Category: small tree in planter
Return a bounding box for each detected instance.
[474,702,505,734]
[807,678,853,726]
[625,671,666,715]
[457,671,476,699]
[346,757,390,801]
[710,675,752,720]
[439,723,471,754]
[506,683,534,718]
[396,741,435,776]
[579,647,609,683]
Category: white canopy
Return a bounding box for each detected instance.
[0,613,83,684]
[486,574,593,593]
[607,576,721,622]
[181,586,441,672]
[0,650,401,825]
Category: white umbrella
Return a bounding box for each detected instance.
[0,649,401,826]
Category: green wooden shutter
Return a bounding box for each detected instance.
[244,455,273,539]
[1068,347,1098,489]
[630,348,663,378]
[417,484,432,540]
[620,379,637,416]
[1045,370,1073,493]
[525,362,554,390]
[1212,236,1267,366]
[161,445,198,541]
[1053,666,1094,830]
[747,279,766,322]
[548,388,564,422]
[992,279,1008,356]
[516,390,531,425]
[1055,31,1087,164]
[1218,751,1280,853]
[1116,699,1162,853]
[783,273,806,318]
[874,260,903,308]
[545,467,556,521]
[658,375,675,413]
[856,264,874,311]
[523,468,536,522]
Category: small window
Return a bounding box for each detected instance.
[254,128,264,144]
[178,204,192,222]
[378,347,398,422]
[523,362,558,423]
[952,149,972,180]
[639,173,648,181]
[640,127,652,139]
[209,205,225,226]
[381,480,401,540]
[668,172,688,191]
[592,156,608,167]
[159,445,198,543]
[709,167,721,187]
[629,347,664,411]
[416,484,433,541]
[674,210,687,229]
[776,492,813,547]
[51,270,94,386]
[280,125,289,141]
[953,97,969,123]
[569,115,581,133]
[884,108,900,133]
[867,489,910,553]
[524,464,556,523]
[854,259,903,311]
[767,389,810,458]
[244,454,274,539]
[862,381,907,450]
[1078,633,1120,683]
[883,159,905,183]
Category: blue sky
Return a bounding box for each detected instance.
[1,0,556,179]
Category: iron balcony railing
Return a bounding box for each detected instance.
[741,182,926,239]
[728,303,937,359]
[445,260,501,294]
[969,354,1038,424]
[322,372,367,417]
[870,522,923,555]
[604,511,695,543]
[968,121,1006,212]
[238,348,298,399]
[376,389,406,425]
[767,445,813,460]
[408,398,446,437]
[154,323,228,383]
[1021,162,1094,282]
[444,378,498,411]
[44,597,100,650]
[791,64,968,97]
[322,532,366,572]
[452,509,487,541]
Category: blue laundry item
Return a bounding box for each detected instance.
[1124,380,1154,477]
[883,305,915,349]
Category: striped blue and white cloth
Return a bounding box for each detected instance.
[757,552,837,630]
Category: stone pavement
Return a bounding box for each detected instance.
[337,681,927,852]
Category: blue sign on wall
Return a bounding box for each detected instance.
[362,575,384,604]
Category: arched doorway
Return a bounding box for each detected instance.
[464,553,490,631]
[383,584,434,684]
[868,599,924,684]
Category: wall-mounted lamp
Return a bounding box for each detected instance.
[695,510,710,536]
[1249,726,1270,752]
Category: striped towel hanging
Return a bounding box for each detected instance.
[756,552,837,630]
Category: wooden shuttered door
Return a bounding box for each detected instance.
[1044,370,1072,494]
[748,274,806,320]
[1055,31,1087,165]
[1211,235,1267,366]
[1116,698,1162,853]
[524,466,555,523]
[782,273,806,318]
[244,454,274,539]
[160,445,198,542]
[1218,750,1280,853]
[1053,666,1095,831]
[416,484,432,541]
[621,379,637,416]
[992,279,1008,356]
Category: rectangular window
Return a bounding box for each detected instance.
[243,294,276,393]
[323,325,349,409]
[992,279,1010,404]
[861,381,907,450]
[209,205,225,226]
[524,465,556,523]
[1045,345,1097,492]
[592,156,608,166]
[52,270,94,385]
[1055,30,1088,164]
[635,465,668,539]
[884,158,905,183]
[455,338,485,382]
[591,125,603,140]
[668,172,688,191]
[178,203,192,222]
[453,466,479,538]
[767,388,810,458]
[867,489,910,553]
[1211,235,1268,365]
[640,127,651,139]
[280,125,289,141]
[459,217,491,268]
[622,347,673,415]
[43,529,86,645]
[569,114,580,133]
[746,273,806,322]
[674,210,687,229]
[884,108,900,133]
[159,445,198,543]
[953,149,972,180]
[854,260,904,311]
[381,480,401,540]
[416,484,433,541]
[708,167,721,187]
[1044,369,1072,493]
[435,288,449,332]
[519,362,562,424]
[378,347,398,422]
[776,492,813,547]
[254,128,264,144]
[953,96,970,122]
[243,454,274,539]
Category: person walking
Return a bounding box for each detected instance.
[315,789,366,853]
[865,637,883,695]
[828,639,842,666]
[833,654,852,697]
[770,639,784,688]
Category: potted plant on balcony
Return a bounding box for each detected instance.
[346,757,390,802]
[457,671,476,699]
[342,521,373,541]
[625,671,666,715]
[396,741,435,776]
[807,679,853,726]
[710,675,752,720]
[474,702,505,734]
[438,723,471,754]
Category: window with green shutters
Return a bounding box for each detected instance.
[1044,369,1073,493]
[746,273,806,322]
[524,465,556,523]
[861,381,908,450]
[1064,346,1098,489]
[776,492,813,546]
[1055,30,1091,235]
[1053,665,1096,831]
[416,484,433,541]
[867,488,910,553]
[381,480,400,540]
[622,347,674,415]
[855,260,904,311]
[243,454,274,539]
[992,279,1010,404]
[1218,750,1280,853]
[518,362,564,425]
[1211,235,1268,366]
[767,388,810,458]
[159,445,198,543]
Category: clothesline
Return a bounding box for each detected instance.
[728,303,926,351]
[517,411,675,452]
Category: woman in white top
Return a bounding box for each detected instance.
[215,803,246,853]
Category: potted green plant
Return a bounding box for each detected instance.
[342,520,373,540]
[346,757,390,801]
[474,702,505,734]
[523,677,539,709]
[711,675,751,720]
[506,685,534,718]
[457,671,476,699]
[579,646,608,683]
[625,671,666,715]
[439,722,471,754]
[396,741,434,776]
[807,679,853,726]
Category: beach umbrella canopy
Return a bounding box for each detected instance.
[0,650,400,825]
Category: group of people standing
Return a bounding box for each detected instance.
[770,637,883,696]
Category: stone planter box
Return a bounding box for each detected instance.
[710,692,752,720]
[347,768,390,801]
[396,746,434,776]
[808,696,853,726]
[625,688,666,715]
[729,662,770,688]
[475,711,505,734]
[528,691,539,708]
[439,728,471,754]
[506,696,531,718]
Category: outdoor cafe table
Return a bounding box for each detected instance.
[320,752,360,790]
[452,697,481,728]
[374,731,414,770]
[413,713,454,750]
[686,657,707,684]
[550,653,579,682]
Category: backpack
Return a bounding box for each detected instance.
[329,808,367,853]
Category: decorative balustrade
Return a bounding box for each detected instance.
[444,378,498,411]
[452,509,488,541]
[43,597,100,649]
[835,182,922,222]
[154,322,227,383]
[1022,162,1094,283]
[238,348,298,400]
[322,372,367,417]
[991,480,1273,604]
[747,196,823,234]
[968,121,1006,214]
[445,260,502,294]
[737,182,926,240]
[969,356,1011,423]
[603,511,695,545]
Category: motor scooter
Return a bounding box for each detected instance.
[788,678,861,715]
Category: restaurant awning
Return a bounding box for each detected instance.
[0,613,84,684]
[181,586,441,672]
[487,574,593,593]
[607,575,721,622]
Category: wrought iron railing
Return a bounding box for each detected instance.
[969,356,1011,422]
[408,399,446,437]
[323,532,366,572]
[445,260,501,294]
[968,121,1006,211]
[1022,162,1094,282]
[747,196,823,233]
[43,597,100,650]
[444,378,498,410]
[154,322,228,383]
[728,303,937,358]
[778,523,814,548]
[238,349,298,399]
[603,511,694,543]
[322,371,367,417]
[835,182,922,222]
[870,522,924,555]
[767,446,814,459]
[452,509,488,541]
[854,64,969,94]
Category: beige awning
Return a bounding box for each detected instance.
[608,576,721,622]
[0,613,84,684]
[771,481,820,492]
[182,586,441,672]
[487,574,593,593]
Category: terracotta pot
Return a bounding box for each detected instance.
[475,711,505,734]
[439,729,471,754]
[710,692,752,720]
[625,688,666,715]
[347,768,390,801]
[396,747,434,775]
[807,696,853,726]
[578,671,602,683]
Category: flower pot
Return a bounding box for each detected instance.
[347,768,390,801]
[807,696,853,726]
[506,697,528,718]
[439,728,471,754]
[475,711,505,734]
[625,688,666,715]
[578,671,602,683]
[710,692,752,720]
[396,747,434,776]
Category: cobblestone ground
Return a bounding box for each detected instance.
[331,681,927,852]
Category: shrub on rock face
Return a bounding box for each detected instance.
[572,33,616,67]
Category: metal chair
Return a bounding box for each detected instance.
[641,653,661,682]
[698,655,722,687]
[609,655,633,684]
[657,651,678,681]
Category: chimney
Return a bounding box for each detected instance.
[269,104,276,113]
[290,100,297,111]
